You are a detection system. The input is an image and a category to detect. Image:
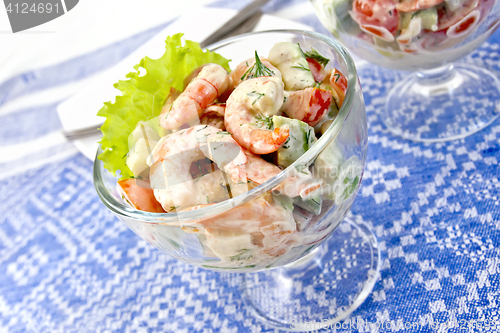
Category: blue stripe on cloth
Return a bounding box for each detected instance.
[0,102,62,145]
[0,153,88,252]
[0,19,173,108]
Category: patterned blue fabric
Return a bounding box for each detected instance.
[1,1,500,332]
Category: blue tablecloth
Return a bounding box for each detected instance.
[1,0,500,331]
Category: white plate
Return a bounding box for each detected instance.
[57,7,311,160]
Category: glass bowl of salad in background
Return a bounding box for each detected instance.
[93,30,380,331]
[310,0,500,142]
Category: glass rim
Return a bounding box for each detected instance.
[93,29,358,223]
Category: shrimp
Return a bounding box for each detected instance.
[148,125,248,211]
[181,195,297,259]
[183,64,209,89]
[243,149,283,185]
[200,103,226,130]
[225,76,289,155]
[229,56,282,89]
[159,87,180,120]
[243,149,322,199]
[281,88,333,127]
[397,0,444,12]
[160,64,230,130]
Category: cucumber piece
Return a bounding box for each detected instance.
[417,8,438,31]
[313,144,344,200]
[273,116,317,168]
[314,144,362,202]
[400,8,438,33]
[128,121,160,148]
[126,121,160,177]
[272,192,295,212]
[293,195,322,215]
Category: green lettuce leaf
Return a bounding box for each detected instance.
[97,33,230,179]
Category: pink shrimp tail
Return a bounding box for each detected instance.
[247,127,289,155]
[160,64,230,130]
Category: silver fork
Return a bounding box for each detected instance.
[63,7,266,141]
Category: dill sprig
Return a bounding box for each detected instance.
[230,249,252,261]
[241,51,275,80]
[194,160,203,174]
[247,91,265,105]
[304,129,316,151]
[291,63,311,72]
[253,114,274,130]
[304,48,330,67]
[282,136,291,149]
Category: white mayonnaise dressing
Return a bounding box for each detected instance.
[268,42,316,91]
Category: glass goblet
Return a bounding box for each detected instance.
[311,0,500,142]
[94,30,379,331]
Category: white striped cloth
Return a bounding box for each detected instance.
[1,0,500,332]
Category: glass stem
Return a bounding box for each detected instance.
[416,64,456,86]
[413,64,462,97]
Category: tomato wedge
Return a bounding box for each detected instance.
[328,69,348,108]
[306,58,327,82]
[283,88,332,127]
[118,179,166,213]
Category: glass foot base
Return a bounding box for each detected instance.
[242,217,381,331]
[383,63,500,142]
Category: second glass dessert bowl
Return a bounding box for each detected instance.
[94,30,379,331]
[311,0,500,142]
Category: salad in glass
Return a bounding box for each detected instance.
[312,0,497,68]
[95,32,366,271]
